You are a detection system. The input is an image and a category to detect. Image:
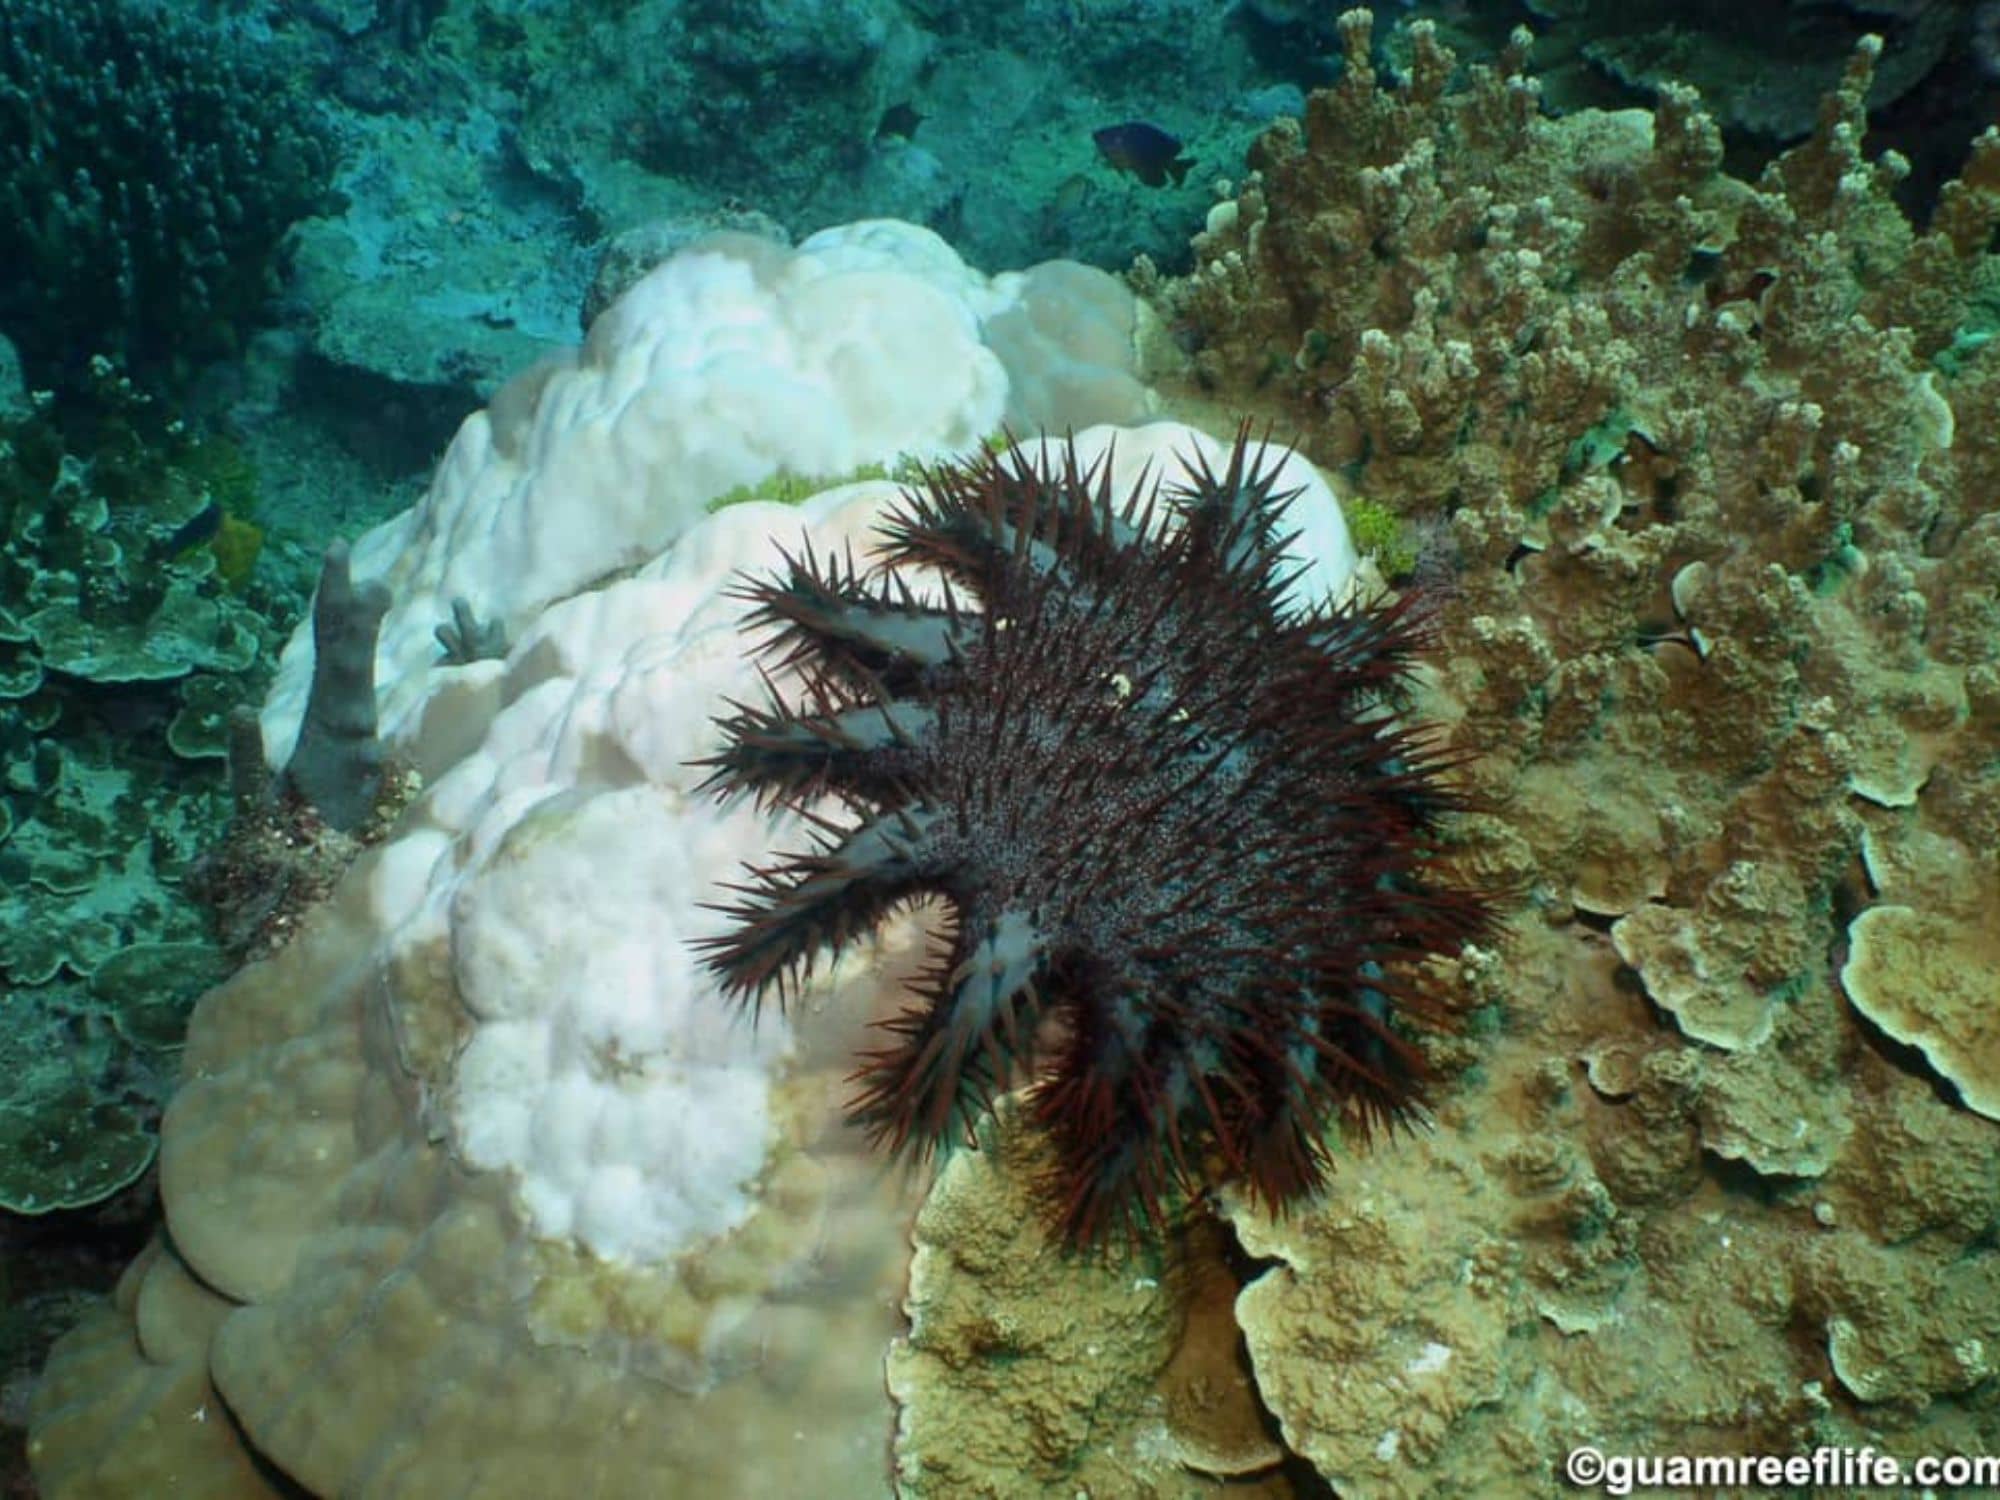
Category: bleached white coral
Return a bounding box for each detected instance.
[370,483,911,1264]
[391,421,1354,1265]
[261,221,1156,772]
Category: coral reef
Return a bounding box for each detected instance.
[25,223,1172,1496]
[21,5,2000,1488]
[29,484,947,1498]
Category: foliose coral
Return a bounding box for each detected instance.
[0,371,286,977]
[0,372,300,1222]
[701,428,1494,1242]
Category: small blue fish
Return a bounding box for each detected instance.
[1093,121,1194,188]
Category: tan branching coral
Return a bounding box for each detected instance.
[1112,8,2000,1490]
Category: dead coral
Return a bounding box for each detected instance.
[187,707,415,961]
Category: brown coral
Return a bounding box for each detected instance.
[1116,8,2000,1488]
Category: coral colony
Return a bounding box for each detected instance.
[24,6,2000,1491]
[701,430,1494,1242]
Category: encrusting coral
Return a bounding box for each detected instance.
[888,1098,1288,1496]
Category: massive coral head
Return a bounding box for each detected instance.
[699,427,1495,1243]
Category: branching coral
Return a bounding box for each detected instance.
[700,427,1495,1242]
[1127,9,2000,1489]
[0,0,334,389]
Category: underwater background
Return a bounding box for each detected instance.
[3,0,1999,1495]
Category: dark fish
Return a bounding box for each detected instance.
[1092,121,1194,188]
[876,101,924,141]
[151,498,222,560]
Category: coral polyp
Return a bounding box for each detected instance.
[700,430,1494,1242]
